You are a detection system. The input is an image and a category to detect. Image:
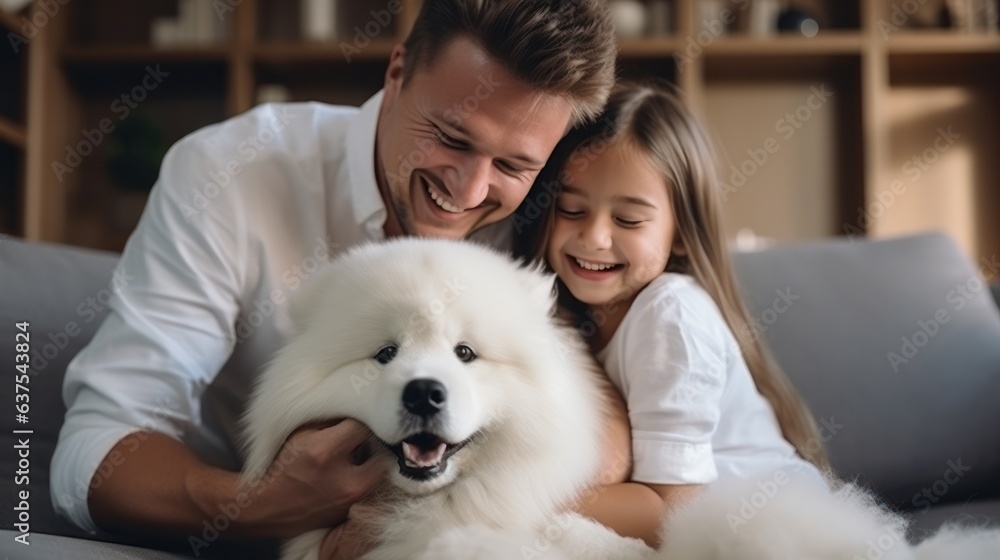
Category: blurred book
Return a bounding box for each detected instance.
[302,0,338,41]
[151,0,230,48]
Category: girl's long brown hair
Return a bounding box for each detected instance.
[513,79,830,471]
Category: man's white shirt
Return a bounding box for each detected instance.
[51,90,510,533]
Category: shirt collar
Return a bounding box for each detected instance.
[346,89,387,237]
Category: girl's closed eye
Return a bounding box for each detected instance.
[556,206,585,218]
[615,216,645,227]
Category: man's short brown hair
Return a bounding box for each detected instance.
[403,0,617,126]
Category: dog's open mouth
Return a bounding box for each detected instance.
[387,432,473,481]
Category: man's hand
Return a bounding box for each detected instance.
[242,419,388,539]
[89,419,385,541]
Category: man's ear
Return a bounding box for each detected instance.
[382,44,407,112]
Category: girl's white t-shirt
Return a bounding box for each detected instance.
[596,273,826,488]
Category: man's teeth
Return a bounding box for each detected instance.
[575,258,618,271]
[427,184,464,213]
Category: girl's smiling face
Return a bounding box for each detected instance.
[547,139,681,310]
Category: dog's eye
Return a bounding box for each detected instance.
[454,344,477,363]
[374,344,398,364]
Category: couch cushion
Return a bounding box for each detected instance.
[0,237,121,540]
[0,529,191,560]
[0,237,281,559]
[906,499,1000,540]
[732,233,1000,512]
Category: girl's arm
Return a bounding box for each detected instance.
[576,374,701,548]
[573,482,701,548]
[575,289,729,547]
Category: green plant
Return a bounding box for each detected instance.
[106,112,168,193]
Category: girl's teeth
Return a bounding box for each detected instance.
[428,184,463,213]
[575,258,617,271]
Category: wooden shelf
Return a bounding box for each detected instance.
[62,45,233,64]
[0,116,26,148]
[618,34,864,58]
[255,40,397,63]
[887,33,1000,54]
[12,0,1000,259]
[618,37,684,57]
[0,9,20,34]
[705,33,864,55]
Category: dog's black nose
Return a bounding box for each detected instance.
[402,379,447,417]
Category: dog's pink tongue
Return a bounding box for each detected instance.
[402,441,447,467]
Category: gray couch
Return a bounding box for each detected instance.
[1,231,998,559]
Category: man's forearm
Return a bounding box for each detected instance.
[88,431,292,539]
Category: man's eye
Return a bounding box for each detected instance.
[496,160,523,176]
[434,128,466,149]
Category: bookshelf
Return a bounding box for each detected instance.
[1,10,28,237]
[5,0,999,261]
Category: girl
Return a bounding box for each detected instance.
[514,79,832,547]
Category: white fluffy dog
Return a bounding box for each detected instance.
[240,238,638,559]
[240,238,1000,560]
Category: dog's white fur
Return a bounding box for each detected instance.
[240,238,629,559]
[241,238,1000,560]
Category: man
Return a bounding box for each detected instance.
[51,0,620,555]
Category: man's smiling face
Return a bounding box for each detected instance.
[375,36,574,240]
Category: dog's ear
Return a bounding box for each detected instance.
[520,263,558,313]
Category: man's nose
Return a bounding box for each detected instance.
[449,157,492,210]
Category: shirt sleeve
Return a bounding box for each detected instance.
[50,134,247,533]
[622,293,728,485]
